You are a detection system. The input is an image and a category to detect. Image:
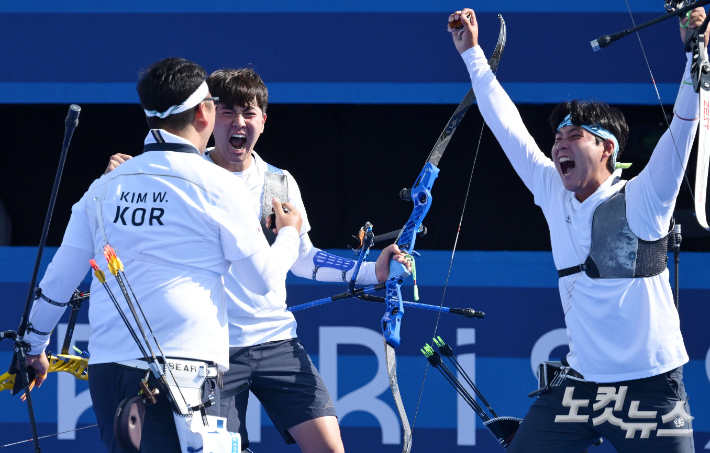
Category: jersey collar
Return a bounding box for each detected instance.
[142,129,200,155]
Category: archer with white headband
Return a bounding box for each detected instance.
[22,57,305,453]
[448,6,703,453]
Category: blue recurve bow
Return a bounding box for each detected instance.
[382,15,507,453]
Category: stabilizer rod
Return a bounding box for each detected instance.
[591,0,710,51]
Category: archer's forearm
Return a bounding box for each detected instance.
[645,53,699,205]
[26,245,93,354]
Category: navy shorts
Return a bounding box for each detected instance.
[88,362,220,453]
[507,367,694,453]
[219,338,337,448]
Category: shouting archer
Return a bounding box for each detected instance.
[447,6,705,453]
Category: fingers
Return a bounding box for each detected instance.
[271,198,302,233]
[104,153,132,175]
[461,8,477,29]
[385,244,412,272]
[448,10,473,32]
[687,7,707,29]
[19,355,48,400]
[35,372,47,388]
[448,8,479,53]
[279,201,296,212]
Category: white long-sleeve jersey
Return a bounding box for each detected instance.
[462,46,697,382]
[27,130,301,370]
[203,150,378,347]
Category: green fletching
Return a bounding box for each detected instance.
[615,162,632,169]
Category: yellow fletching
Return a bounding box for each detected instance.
[115,257,124,272]
[107,261,118,276]
[94,269,106,284]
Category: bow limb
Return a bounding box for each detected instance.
[692,19,710,229]
[0,354,88,393]
[386,340,413,453]
[380,15,507,452]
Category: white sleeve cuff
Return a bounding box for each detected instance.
[354,262,379,285]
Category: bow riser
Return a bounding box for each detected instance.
[382,281,405,348]
[396,163,440,253]
[383,163,440,348]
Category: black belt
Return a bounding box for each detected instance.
[558,263,589,278]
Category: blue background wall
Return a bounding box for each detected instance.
[1,247,709,452]
[0,1,697,104]
[2,1,709,451]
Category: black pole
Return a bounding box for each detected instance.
[591,0,710,51]
[16,342,42,453]
[16,104,81,338]
[0,331,42,453]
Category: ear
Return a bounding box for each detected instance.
[261,113,267,133]
[193,102,212,130]
[601,139,615,161]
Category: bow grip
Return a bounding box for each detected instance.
[388,260,411,281]
[382,279,405,348]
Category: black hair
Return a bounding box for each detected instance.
[549,100,629,173]
[207,68,268,114]
[137,57,208,131]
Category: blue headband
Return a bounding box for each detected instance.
[557,114,620,169]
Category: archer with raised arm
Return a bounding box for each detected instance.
[448,6,703,453]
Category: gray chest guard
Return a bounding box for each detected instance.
[260,163,289,245]
[558,185,671,279]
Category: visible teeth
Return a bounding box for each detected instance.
[231,134,245,138]
[559,156,574,176]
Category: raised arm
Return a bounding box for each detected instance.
[642,53,699,205]
[641,7,706,205]
[450,9,554,193]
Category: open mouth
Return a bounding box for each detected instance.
[229,133,246,151]
[559,156,575,176]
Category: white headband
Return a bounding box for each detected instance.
[144,81,209,119]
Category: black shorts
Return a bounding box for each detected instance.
[88,362,220,453]
[507,366,694,453]
[219,338,337,448]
